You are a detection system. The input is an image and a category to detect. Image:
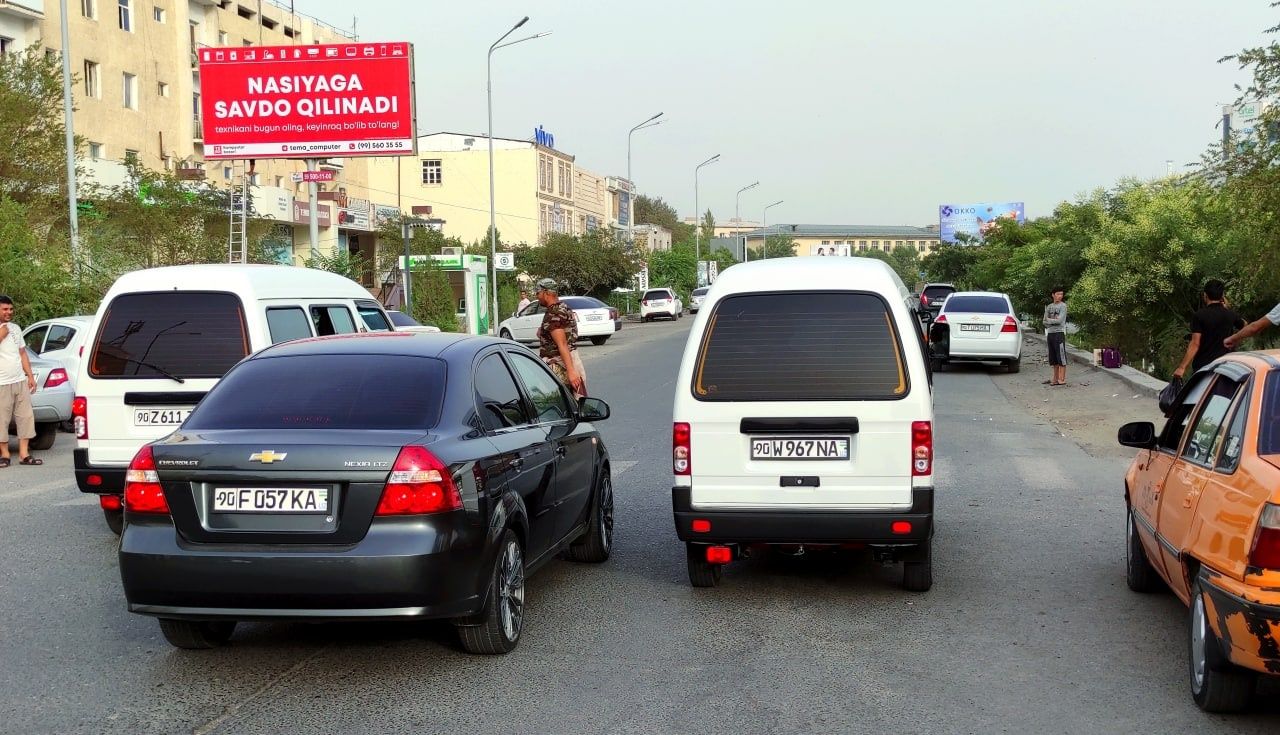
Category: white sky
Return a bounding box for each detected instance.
[300,0,1274,226]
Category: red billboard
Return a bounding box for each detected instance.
[198,42,415,160]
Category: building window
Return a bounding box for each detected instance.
[223,166,232,180]
[261,17,278,30]
[153,5,165,22]
[420,159,442,185]
[122,72,138,109]
[83,61,100,98]
[249,172,260,185]
[218,30,228,45]
[124,149,139,164]
[157,81,169,97]
[88,142,103,159]
[82,0,97,19]
[243,39,253,46]
[118,0,132,31]
[0,37,12,55]
[896,240,903,248]
[918,244,927,252]
[274,175,283,188]
[236,5,255,20]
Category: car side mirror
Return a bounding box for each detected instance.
[578,397,610,421]
[1117,421,1157,449]
[921,310,934,324]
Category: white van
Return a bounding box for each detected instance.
[671,257,936,590]
[74,265,394,534]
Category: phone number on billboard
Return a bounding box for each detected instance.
[353,141,405,151]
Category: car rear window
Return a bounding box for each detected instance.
[562,297,606,310]
[184,354,446,431]
[943,295,1009,314]
[693,288,709,297]
[388,311,419,327]
[923,286,955,298]
[90,292,249,379]
[643,290,670,301]
[692,292,909,402]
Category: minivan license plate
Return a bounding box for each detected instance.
[133,408,190,426]
[750,437,850,460]
[212,487,330,514]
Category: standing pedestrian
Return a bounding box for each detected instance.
[534,278,586,397]
[1172,279,1243,379]
[1044,286,1069,386]
[1225,297,1280,350]
[516,289,532,315]
[0,295,42,467]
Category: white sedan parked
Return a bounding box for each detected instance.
[499,296,621,346]
[932,291,1023,373]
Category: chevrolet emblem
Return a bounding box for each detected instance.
[249,450,288,464]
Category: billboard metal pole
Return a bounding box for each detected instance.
[307,158,319,262]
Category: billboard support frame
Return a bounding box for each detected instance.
[307,158,319,262]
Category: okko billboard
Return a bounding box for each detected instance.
[198,43,415,160]
[938,202,1025,243]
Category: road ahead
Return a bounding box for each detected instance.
[1,319,1276,734]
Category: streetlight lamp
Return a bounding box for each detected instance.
[488,17,550,333]
[758,200,783,261]
[627,112,664,241]
[693,154,720,282]
[735,181,759,262]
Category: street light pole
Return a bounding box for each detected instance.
[693,153,720,283]
[58,0,82,275]
[761,200,783,260]
[626,112,663,242]
[488,18,550,334]
[735,181,758,262]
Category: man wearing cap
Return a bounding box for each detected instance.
[534,278,586,397]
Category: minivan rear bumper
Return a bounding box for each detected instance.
[672,486,933,543]
[74,448,125,494]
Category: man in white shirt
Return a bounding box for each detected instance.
[516,290,532,315]
[1225,301,1280,349]
[0,295,40,467]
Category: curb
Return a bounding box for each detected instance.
[1025,332,1167,398]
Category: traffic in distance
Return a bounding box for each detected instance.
[11,260,1279,716]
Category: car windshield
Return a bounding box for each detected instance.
[562,297,606,310]
[387,311,420,327]
[184,354,446,431]
[944,295,1009,314]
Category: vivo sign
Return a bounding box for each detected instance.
[534,125,555,149]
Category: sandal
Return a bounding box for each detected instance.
[0,457,9,468]
[18,456,42,466]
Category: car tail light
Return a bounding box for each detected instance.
[375,445,463,515]
[691,519,711,533]
[641,300,650,306]
[891,520,913,535]
[1001,316,1019,333]
[673,422,691,476]
[705,545,732,564]
[912,421,932,477]
[124,446,169,514]
[99,494,122,511]
[44,368,69,389]
[609,308,619,320]
[934,314,947,324]
[920,294,929,308]
[72,396,88,439]
[1249,504,1280,570]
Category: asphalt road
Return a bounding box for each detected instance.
[1,317,1276,734]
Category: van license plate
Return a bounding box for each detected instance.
[133,409,191,426]
[750,437,850,460]
[212,487,330,514]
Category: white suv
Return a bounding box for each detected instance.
[640,288,683,322]
[671,257,936,591]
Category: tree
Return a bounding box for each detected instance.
[0,197,99,324]
[634,193,694,242]
[411,259,461,331]
[648,244,696,302]
[700,209,716,243]
[521,229,641,297]
[0,45,77,230]
[864,246,923,288]
[752,234,797,259]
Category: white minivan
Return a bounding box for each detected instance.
[74,265,393,534]
[671,257,936,590]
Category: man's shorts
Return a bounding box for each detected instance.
[1047,332,1068,367]
[0,381,35,441]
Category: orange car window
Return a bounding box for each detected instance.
[1181,378,1240,467]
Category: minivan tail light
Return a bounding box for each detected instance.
[911,421,933,477]
[1001,316,1019,333]
[375,445,463,515]
[124,445,169,514]
[1249,504,1280,570]
[673,422,691,476]
[72,396,88,439]
[44,368,69,389]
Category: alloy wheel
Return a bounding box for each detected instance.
[599,476,614,552]
[498,539,525,642]
[1191,593,1208,692]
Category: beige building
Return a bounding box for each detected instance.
[632,224,671,252]
[742,224,943,257]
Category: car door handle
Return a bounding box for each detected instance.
[555,446,567,457]
[512,458,525,470]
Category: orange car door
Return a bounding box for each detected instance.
[1158,375,1243,599]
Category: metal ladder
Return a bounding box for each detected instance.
[227,162,250,263]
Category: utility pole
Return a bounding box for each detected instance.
[58,0,82,275]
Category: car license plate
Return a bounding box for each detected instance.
[212,487,330,514]
[586,314,604,321]
[959,324,990,332]
[133,408,191,426]
[750,437,850,460]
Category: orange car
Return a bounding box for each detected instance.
[1118,352,1280,712]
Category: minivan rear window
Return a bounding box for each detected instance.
[90,292,249,379]
[643,290,670,301]
[943,295,1009,314]
[923,285,955,298]
[184,354,446,431]
[693,292,909,401]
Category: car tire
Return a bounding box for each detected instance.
[499,329,513,341]
[29,422,57,451]
[567,471,613,563]
[104,507,123,535]
[590,336,609,346]
[1189,576,1255,712]
[902,541,933,592]
[1125,508,1162,593]
[686,543,723,588]
[158,618,236,650]
[456,529,525,655]
[1007,357,1021,374]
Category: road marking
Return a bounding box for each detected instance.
[613,460,637,475]
[1,477,75,502]
[192,645,333,735]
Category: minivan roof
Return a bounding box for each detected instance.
[710,257,908,297]
[102,265,374,301]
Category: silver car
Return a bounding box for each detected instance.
[5,355,74,450]
[690,287,710,314]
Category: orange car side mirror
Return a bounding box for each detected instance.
[1118,421,1157,449]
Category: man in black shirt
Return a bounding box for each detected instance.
[1173,279,1243,379]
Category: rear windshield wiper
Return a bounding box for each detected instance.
[120,357,186,384]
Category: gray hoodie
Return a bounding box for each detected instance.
[1043,302,1067,335]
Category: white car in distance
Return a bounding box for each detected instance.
[499,296,620,346]
[689,287,709,314]
[23,315,93,389]
[932,291,1023,373]
[640,288,683,322]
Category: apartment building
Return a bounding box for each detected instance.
[742,224,943,257]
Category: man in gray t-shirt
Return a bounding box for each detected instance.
[1044,287,1068,386]
[1225,301,1280,349]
